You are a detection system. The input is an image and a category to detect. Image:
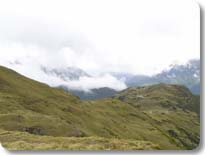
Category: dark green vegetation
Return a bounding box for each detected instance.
[0,66,200,150]
[61,86,119,100]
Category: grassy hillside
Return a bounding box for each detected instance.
[0,129,159,150]
[0,66,200,150]
[113,83,200,114]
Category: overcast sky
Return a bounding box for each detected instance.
[0,0,200,90]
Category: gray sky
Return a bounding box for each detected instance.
[0,0,200,90]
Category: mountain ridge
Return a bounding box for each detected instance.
[114,59,200,95]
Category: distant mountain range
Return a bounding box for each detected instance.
[114,59,200,95]
[41,59,200,100]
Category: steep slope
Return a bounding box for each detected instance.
[0,66,84,137]
[113,83,200,149]
[0,66,200,150]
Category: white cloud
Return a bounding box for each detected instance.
[63,74,127,91]
[0,0,200,90]
[0,43,126,91]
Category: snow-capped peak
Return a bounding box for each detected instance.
[41,66,90,81]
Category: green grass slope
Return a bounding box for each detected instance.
[113,83,200,114]
[0,129,159,150]
[0,66,200,150]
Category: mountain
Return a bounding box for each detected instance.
[0,66,200,150]
[42,67,119,100]
[60,86,119,100]
[154,59,200,94]
[114,59,200,94]
[41,66,90,81]
[113,83,200,115]
[41,59,200,99]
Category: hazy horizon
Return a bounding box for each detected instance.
[0,0,200,91]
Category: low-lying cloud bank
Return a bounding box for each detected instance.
[39,71,127,91]
[63,74,127,91]
[0,54,127,91]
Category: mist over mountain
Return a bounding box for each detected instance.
[40,66,125,99]
[154,59,200,94]
[41,67,121,99]
[41,66,91,81]
[38,59,201,100]
[1,59,199,100]
[40,59,200,100]
[113,59,200,95]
